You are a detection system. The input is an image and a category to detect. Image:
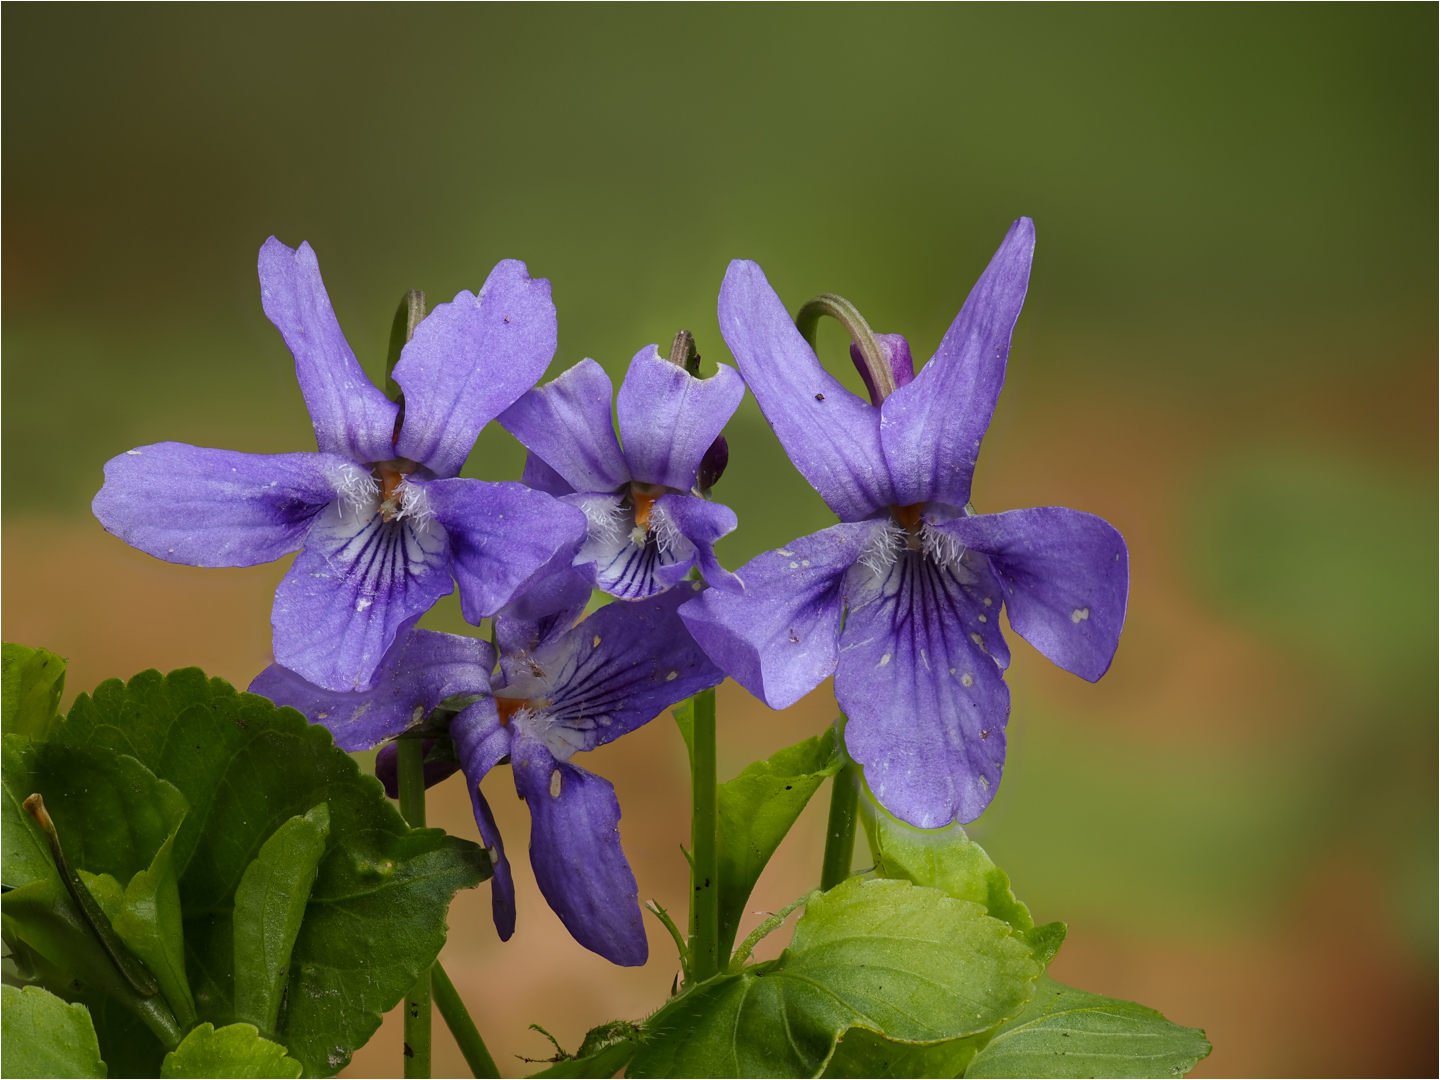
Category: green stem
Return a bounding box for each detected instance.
[820,765,858,891]
[397,739,432,1078]
[689,687,720,981]
[432,963,499,1079]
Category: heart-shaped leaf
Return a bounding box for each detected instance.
[1,984,106,1079]
[160,1022,302,1079]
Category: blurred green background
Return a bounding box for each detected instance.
[4,5,1434,1077]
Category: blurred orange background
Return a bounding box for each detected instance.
[4,6,1434,1077]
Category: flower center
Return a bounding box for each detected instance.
[374,458,418,522]
[625,481,674,546]
[892,502,926,550]
[494,694,550,726]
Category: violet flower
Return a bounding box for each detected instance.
[250,581,722,966]
[680,219,1129,829]
[497,342,745,601]
[93,237,587,693]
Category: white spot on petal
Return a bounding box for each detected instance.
[549,769,562,798]
[961,673,974,687]
[356,598,373,612]
[666,670,678,681]
[983,597,993,607]
[411,705,424,723]
[971,632,983,645]
[878,653,891,667]
[126,449,143,455]
[778,549,794,557]
[789,561,799,569]
[1071,607,1090,623]
[978,613,988,623]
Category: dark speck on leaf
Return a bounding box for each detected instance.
[815,393,825,401]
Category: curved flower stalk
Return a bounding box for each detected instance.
[498,336,746,601]
[93,237,588,693]
[680,219,1129,829]
[250,583,722,966]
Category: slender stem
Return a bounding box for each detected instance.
[794,293,894,404]
[397,739,432,1078]
[432,963,499,1079]
[689,687,720,981]
[820,765,859,891]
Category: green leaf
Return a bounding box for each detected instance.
[60,668,489,1076]
[963,976,1211,1078]
[823,1026,980,1079]
[113,826,197,1030]
[1,984,106,1078]
[716,727,843,958]
[630,877,1040,1077]
[2,643,66,740]
[232,804,330,1038]
[525,1021,645,1079]
[160,1022,303,1079]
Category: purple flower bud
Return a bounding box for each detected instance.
[849,333,915,406]
[696,434,729,494]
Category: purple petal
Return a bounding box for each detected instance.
[374,740,463,798]
[615,345,745,491]
[652,494,743,595]
[423,479,588,623]
[838,544,1011,828]
[393,260,557,478]
[880,219,1035,508]
[500,586,722,753]
[849,333,915,405]
[92,442,353,567]
[248,626,493,751]
[520,451,575,497]
[717,260,895,521]
[452,702,517,941]
[271,501,453,692]
[494,568,592,663]
[937,507,1128,682]
[564,493,695,601]
[678,520,883,709]
[258,238,398,463]
[510,733,647,966]
[498,359,629,494]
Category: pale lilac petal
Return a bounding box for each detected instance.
[271,500,453,692]
[92,442,354,567]
[424,478,588,623]
[520,452,575,497]
[678,521,884,709]
[615,345,745,491]
[838,546,1011,828]
[498,360,629,494]
[938,507,1128,682]
[500,587,722,753]
[452,702,517,941]
[494,568,592,668]
[510,733,647,966]
[374,740,462,797]
[258,237,398,463]
[248,627,493,751]
[718,260,895,521]
[880,219,1035,508]
[564,493,694,601]
[651,495,742,595]
[394,260,558,478]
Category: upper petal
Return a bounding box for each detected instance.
[92,442,354,567]
[838,547,1011,828]
[501,586,723,753]
[678,520,882,709]
[248,626,494,751]
[494,567,593,663]
[510,734,647,966]
[498,359,629,494]
[424,478,589,624]
[394,260,558,478]
[258,237,398,463]
[879,218,1034,507]
[615,344,744,491]
[717,260,894,520]
[271,498,454,692]
[937,507,1128,682]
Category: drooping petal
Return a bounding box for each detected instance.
[615,345,745,491]
[678,520,884,709]
[258,237,398,463]
[837,545,1011,829]
[880,218,1035,508]
[510,733,647,966]
[502,587,722,754]
[452,701,517,941]
[92,442,355,567]
[271,499,453,692]
[498,359,629,494]
[494,568,593,665]
[717,260,894,521]
[248,626,493,751]
[393,260,558,478]
[520,451,575,497]
[373,739,462,796]
[937,507,1128,682]
[564,492,695,601]
[423,478,588,624]
[651,494,743,594]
